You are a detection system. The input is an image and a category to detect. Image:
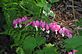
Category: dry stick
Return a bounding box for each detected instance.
[72,0,79,36]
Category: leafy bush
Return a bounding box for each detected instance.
[1,0,82,54]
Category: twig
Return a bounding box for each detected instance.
[72,0,79,36]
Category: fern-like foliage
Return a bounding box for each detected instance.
[1,0,60,54]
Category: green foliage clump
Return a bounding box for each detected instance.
[2,0,82,54]
[64,36,82,54]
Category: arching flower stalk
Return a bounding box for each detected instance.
[13,17,73,38]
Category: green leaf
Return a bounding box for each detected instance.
[43,47,58,54]
[76,18,82,26]
[48,10,55,17]
[34,46,58,54]
[43,3,51,13]
[45,43,54,47]
[50,0,59,3]
[78,30,82,36]
[36,0,46,7]
[64,36,82,49]
[35,36,46,46]
[34,50,44,54]
[19,0,41,17]
[16,47,25,54]
[23,36,37,50]
[76,46,82,54]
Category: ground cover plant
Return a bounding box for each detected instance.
[0,0,82,54]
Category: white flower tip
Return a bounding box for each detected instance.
[41,28,45,31]
[55,30,58,34]
[62,33,64,37]
[14,24,18,28]
[46,30,50,34]
[35,26,38,31]
[19,24,22,28]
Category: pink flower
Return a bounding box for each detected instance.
[32,21,36,27]
[21,16,28,22]
[54,25,61,34]
[49,22,61,34]
[13,20,17,28]
[13,19,20,28]
[31,20,40,31]
[49,22,57,29]
[68,50,78,54]
[32,20,40,27]
[45,24,50,33]
[45,24,49,31]
[13,16,29,28]
[65,30,72,38]
[40,20,46,31]
[68,52,73,54]
[13,19,18,25]
[12,18,73,37]
[17,18,22,24]
[35,20,40,27]
[40,21,45,28]
[59,27,72,38]
[72,50,78,54]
